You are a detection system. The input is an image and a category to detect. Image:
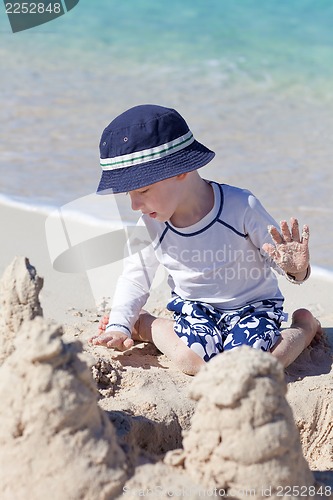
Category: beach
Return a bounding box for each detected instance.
[0,202,332,498]
[1,1,333,496]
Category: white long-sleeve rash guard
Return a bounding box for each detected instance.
[106,181,288,337]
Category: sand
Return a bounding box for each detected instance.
[0,204,332,499]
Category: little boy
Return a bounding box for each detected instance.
[90,104,321,375]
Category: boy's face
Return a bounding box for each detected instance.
[128,175,185,222]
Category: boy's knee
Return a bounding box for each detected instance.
[173,347,205,376]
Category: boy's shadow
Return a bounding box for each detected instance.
[112,342,167,370]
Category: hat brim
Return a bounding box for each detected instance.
[96,139,215,194]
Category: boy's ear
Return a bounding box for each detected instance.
[176,173,188,180]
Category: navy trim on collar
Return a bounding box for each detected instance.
[217,219,248,238]
[154,225,169,249]
[164,182,224,238]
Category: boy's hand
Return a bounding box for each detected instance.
[89,314,134,351]
[262,218,310,279]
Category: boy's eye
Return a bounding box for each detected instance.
[140,189,149,194]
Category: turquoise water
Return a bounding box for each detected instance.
[1,0,333,269]
[3,1,333,82]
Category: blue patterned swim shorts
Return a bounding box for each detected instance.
[167,295,287,362]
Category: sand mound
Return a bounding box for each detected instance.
[0,257,128,500]
[90,344,196,464]
[0,256,43,363]
[0,316,128,500]
[121,462,202,499]
[167,347,315,499]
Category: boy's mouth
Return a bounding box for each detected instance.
[142,211,157,219]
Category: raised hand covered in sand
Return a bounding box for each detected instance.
[262,218,310,280]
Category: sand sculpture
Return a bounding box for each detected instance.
[0,257,127,499]
[168,346,315,499]
[0,256,43,363]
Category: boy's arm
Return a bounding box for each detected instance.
[89,241,159,350]
[244,194,310,283]
[104,222,160,338]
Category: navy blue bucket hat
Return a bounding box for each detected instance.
[97,104,215,194]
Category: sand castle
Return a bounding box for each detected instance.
[0,256,43,363]
[0,258,127,499]
[167,347,315,498]
[0,257,324,499]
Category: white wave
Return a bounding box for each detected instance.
[0,193,136,229]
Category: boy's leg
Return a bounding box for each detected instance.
[270,308,323,367]
[96,310,204,375]
[133,311,205,376]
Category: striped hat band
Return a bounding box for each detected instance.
[100,130,194,171]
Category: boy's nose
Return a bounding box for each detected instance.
[129,193,142,211]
